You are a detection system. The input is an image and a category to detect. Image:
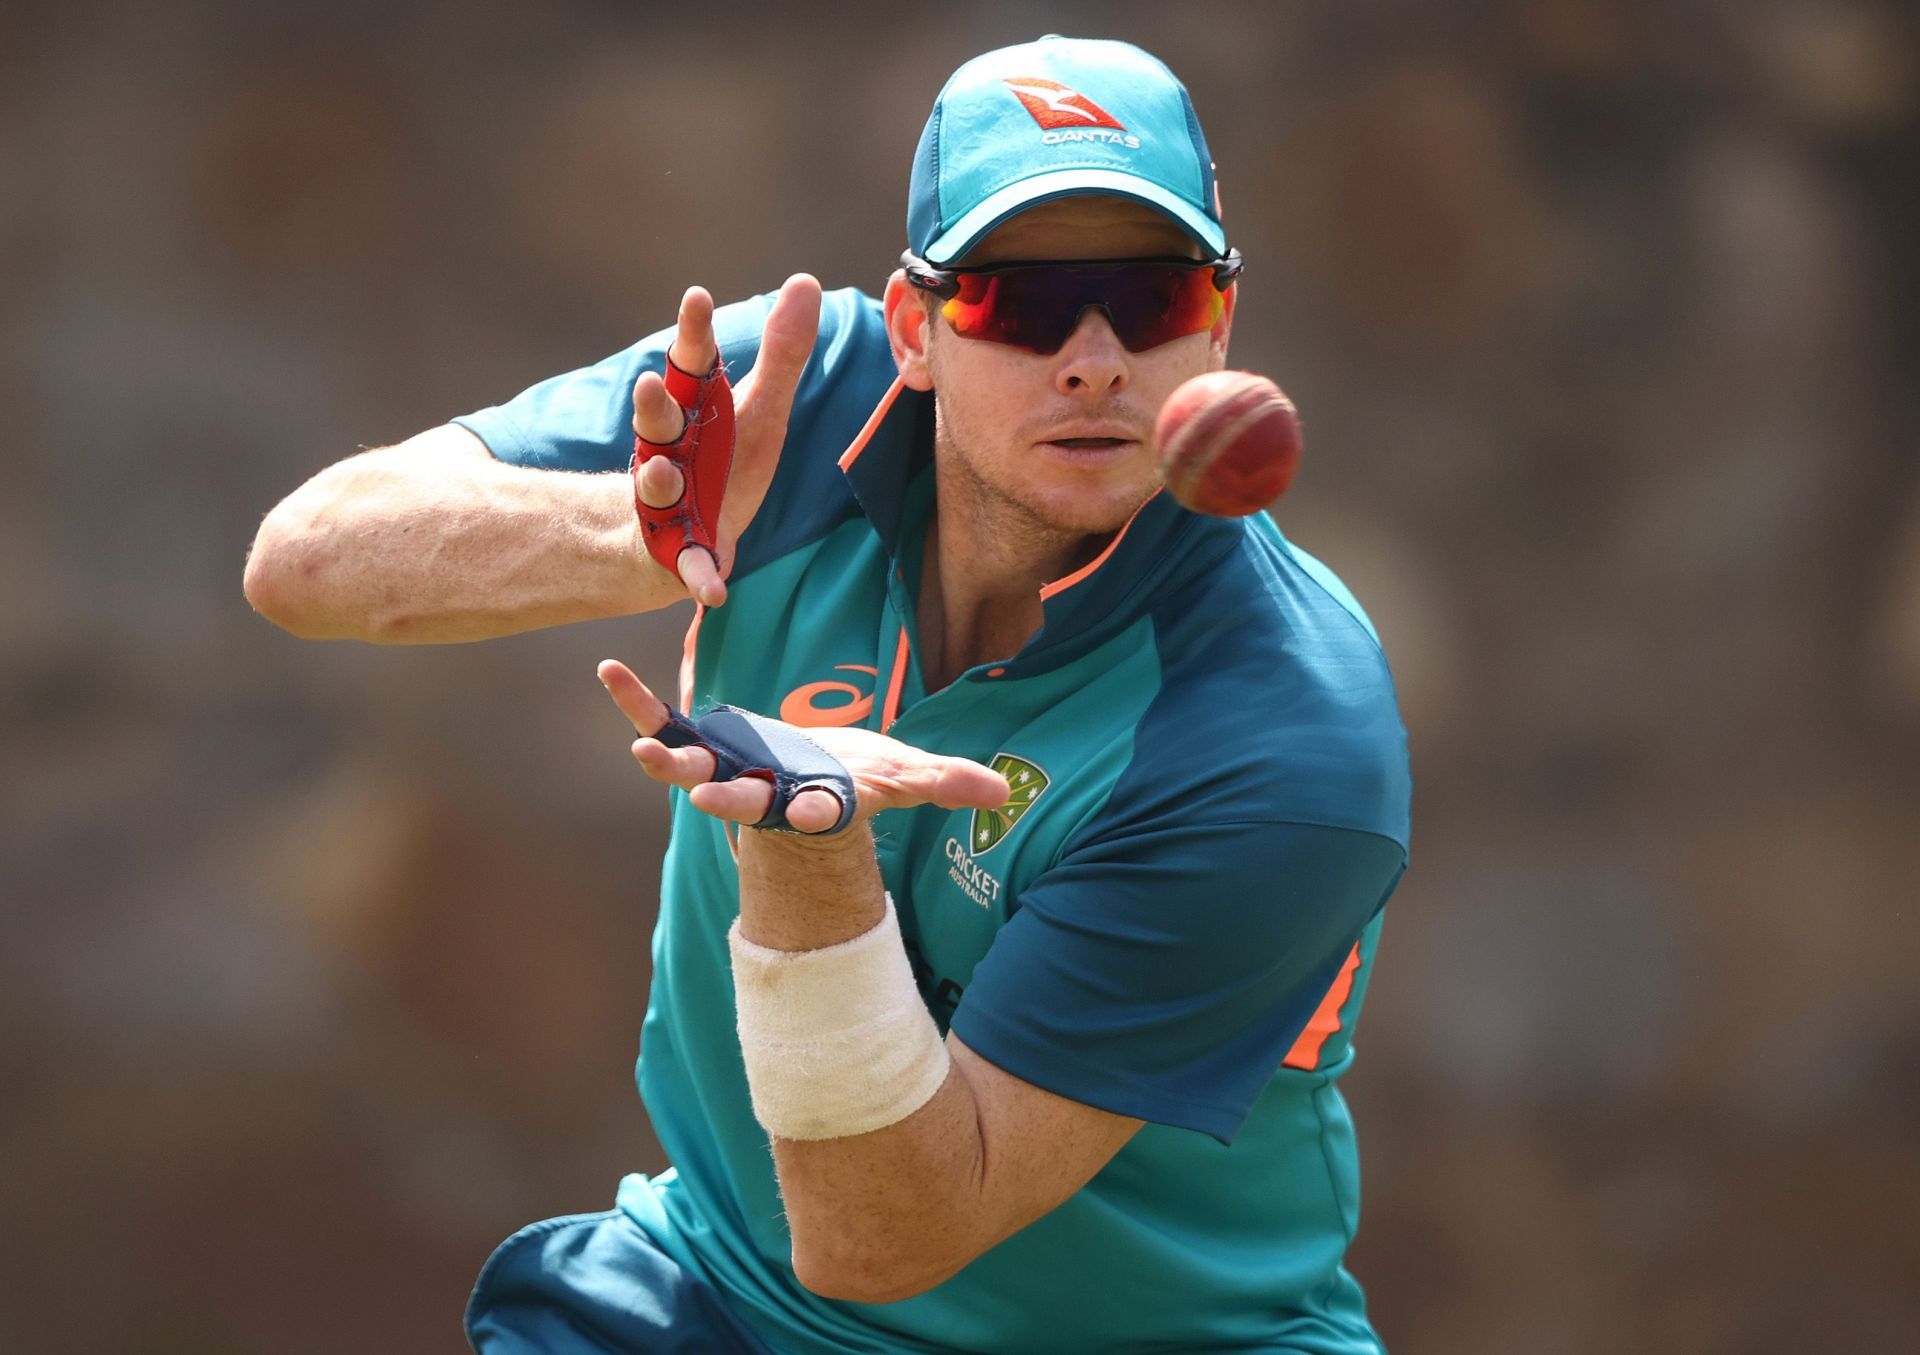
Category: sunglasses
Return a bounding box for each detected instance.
[901,249,1243,356]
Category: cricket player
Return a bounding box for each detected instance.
[246,35,1411,1354]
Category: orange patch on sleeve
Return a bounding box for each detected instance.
[1282,943,1364,1072]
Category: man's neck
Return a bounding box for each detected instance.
[915,460,1111,692]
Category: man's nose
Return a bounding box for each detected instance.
[1054,306,1129,395]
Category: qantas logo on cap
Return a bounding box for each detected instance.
[1002,77,1142,148]
[1003,76,1126,130]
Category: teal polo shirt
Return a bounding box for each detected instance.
[455,287,1412,1354]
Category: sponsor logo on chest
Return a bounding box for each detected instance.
[778,664,878,727]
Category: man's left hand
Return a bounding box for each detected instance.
[597,661,1010,835]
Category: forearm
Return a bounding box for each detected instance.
[774,1058,986,1302]
[735,830,988,1301]
[244,424,684,643]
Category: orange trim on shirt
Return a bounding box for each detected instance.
[1282,942,1364,1071]
[838,377,909,472]
[879,626,911,732]
[1037,489,1161,602]
[678,603,705,712]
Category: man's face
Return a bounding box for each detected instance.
[888,196,1234,541]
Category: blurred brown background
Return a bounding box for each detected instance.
[3,1,1917,1351]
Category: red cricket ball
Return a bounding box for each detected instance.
[1154,371,1303,517]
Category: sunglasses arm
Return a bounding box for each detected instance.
[899,252,962,301]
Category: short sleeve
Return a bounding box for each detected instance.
[450,293,778,472]
[948,819,1405,1145]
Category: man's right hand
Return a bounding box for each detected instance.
[245,275,821,643]
[633,274,822,607]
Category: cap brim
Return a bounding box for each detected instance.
[924,168,1227,265]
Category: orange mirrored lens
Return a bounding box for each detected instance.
[938,262,1226,354]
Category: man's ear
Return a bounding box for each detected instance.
[1207,282,1237,372]
[884,272,936,392]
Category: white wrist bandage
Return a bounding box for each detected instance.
[729,895,951,1141]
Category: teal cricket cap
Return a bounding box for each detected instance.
[907,35,1228,265]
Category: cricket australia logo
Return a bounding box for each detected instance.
[942,754,1048,910]
[972,754,1050,853]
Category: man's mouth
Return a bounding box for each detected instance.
[1038,435,1139,468]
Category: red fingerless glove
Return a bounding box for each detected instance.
[633,352,735,576]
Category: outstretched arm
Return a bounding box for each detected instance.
[243,422,667,642]
[599,662,1144,1303]
[244,276,821,643]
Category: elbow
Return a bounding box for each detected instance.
[243,519,347,640]
[790,1235,964,1306]
[243,537,315,636]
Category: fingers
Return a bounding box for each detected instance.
[632,369,686,445]
[688,778,778,825]
[635,453,684,509]
[780,788,845,834]
[686,782,840,834]
[635,449,727,606]
[598,660,722,786]
[668,286,717,378]
[600,658,843,831]
[628,289,720,604]
[597,659,670,736]
[676,545,727,609]
[631,285,716,444]
[631,734,719,789]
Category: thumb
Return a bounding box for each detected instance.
[736,273,822,436]
[925,757,1012,812]
[719,275,822,542]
